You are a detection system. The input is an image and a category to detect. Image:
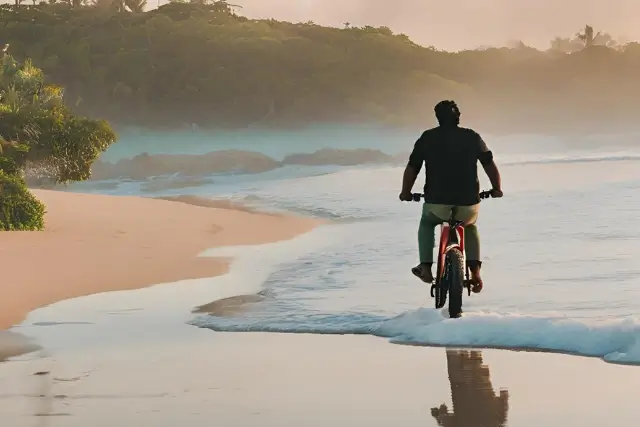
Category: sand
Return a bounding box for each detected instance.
[2,329,640,426]
[0,189,320,331]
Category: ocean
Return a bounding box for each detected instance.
[65,125,640,365]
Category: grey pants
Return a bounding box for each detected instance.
[418,203,480,263]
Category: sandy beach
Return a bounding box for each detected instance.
[0,189,319,333]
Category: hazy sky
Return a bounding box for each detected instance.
[230,0,637,51]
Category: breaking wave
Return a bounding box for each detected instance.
[191,307,640,365]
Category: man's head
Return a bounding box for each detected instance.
[434,100,460,126]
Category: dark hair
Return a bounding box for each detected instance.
[434,100,460,125]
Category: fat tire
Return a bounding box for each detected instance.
[444,248,465,318]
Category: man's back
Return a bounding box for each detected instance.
[400,100,502,288]
[408,125,489,206]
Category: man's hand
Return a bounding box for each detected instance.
[490,189,503,198]
[399,191,413,201]
[401,165,419,202]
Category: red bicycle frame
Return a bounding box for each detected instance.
[435,222,466,283]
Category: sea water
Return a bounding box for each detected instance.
[66,126,640,364]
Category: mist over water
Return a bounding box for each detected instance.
[101,125,416,161]
[70,126,640,364]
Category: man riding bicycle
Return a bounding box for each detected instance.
[399,100,503,292]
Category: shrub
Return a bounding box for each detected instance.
[0,140,29,175]
[0,54,117,185]
[0,170,46,231]
[0,51,115,230]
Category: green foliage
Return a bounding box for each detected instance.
[0,43,116,231]
[0,4,635,132]
[0,170,46,231]
[0,140,29,174]
[32,112,117,182]
[0,51,117,183]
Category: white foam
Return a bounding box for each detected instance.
[378,308,640,364]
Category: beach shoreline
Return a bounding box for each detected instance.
[0,189,321,334]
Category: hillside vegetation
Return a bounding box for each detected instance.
[2,2,639,132]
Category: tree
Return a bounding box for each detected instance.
[576,24,617,49]
[124,0,146,12]
[576,24,597,48]
[0,5,635,135]
[0,50,116,230]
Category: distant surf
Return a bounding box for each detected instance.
[86,148,640,183]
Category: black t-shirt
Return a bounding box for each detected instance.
[408,125,491,206]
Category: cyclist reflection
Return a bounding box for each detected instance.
[431,349,509,427]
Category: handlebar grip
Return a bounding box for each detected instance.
[479,190,493,199]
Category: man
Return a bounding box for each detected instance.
[399,100,503,292]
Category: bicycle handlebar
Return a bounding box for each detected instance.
[410,190,495,202]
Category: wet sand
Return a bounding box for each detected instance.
[0,190,319,331]
[1,330,638,426]
[1,253,638,426]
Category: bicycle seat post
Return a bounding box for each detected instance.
[450,206,458,225]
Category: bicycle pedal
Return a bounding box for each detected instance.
[463,281,472,296]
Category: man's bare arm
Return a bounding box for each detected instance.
[481,160,502,192]
[476,133,502,194]
[402,164,420,194]
[401,132,426,198]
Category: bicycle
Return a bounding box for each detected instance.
[411,190,495,318]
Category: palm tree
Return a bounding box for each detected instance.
[124,0,146,12]
[575,25,619,50]
[576,25,599,48]
[0,57,63,113]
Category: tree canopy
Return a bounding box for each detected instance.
[0,48,116,230]
[1,3,638,133]
[0,50,116,183]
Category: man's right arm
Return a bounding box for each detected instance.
[477,133,502,195]
[401,163,420,194]
[400,134,425,197]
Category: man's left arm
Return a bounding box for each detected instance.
[477,133,503,196]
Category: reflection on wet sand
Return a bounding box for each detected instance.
[432,349,509,427]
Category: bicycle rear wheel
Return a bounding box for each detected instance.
[444,248,465,318]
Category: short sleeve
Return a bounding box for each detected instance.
[477,132,489,153]
[407,132,427,172]
[476,132,493,165]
